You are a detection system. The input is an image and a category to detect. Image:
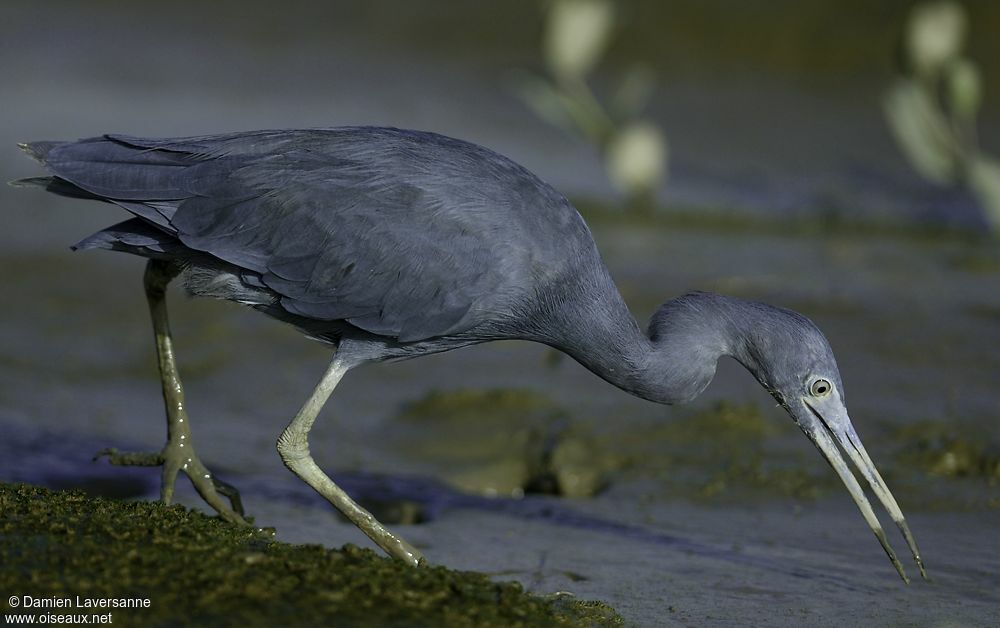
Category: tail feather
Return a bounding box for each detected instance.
[15,136,192,227]
[8,176,52,188]
[37,135,196,201]
[14,136,206,263]
[72,218,183,259]
[9,175,105,200]
[18,140,65,164]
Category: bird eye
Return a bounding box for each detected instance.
[810,378,832,397]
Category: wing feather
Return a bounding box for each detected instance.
[26,128,588,341]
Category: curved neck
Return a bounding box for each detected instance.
[543,290,756,405]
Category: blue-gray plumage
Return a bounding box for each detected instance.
[15,127,925,581]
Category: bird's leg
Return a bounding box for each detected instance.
[96,259,247,524]
[276,355,425,567]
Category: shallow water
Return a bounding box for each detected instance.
[2,2,999,626]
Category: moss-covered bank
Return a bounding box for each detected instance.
[0,483,621,627]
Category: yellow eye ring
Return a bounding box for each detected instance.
[810,378,832,397]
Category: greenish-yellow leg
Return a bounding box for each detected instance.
[96,259,247,525]
[276,356,425,566]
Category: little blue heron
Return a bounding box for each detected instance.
[15,127,925,581]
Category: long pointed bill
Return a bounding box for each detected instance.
[801,402,926,583]
[840,425,927,580]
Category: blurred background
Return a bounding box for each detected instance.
[1,1,998,625]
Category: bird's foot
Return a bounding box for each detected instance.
[95,444,248,525]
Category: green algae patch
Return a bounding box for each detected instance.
[396,393,827,503]
[634,401,786,447]
[873,420,1000,511]
[892,420,1000,482]
[611,402,831,502]
[573,196,1000,245]
[394,389,622,499]
[400,388,559,423]
[0,483,622,627]
[949,247,1000,274]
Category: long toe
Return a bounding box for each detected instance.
[211,476,246,517]
[94,448,165,466]
[179,453,249,526]
[95,444,251,526]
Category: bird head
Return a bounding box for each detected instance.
[733,301,927,583]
